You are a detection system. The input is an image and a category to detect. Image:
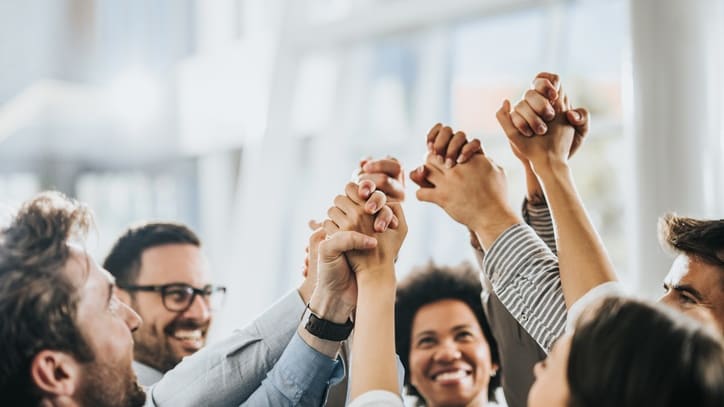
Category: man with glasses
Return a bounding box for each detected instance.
[103,222,227,386]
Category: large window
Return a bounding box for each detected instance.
[76,160,199,260]
[449,0,630,280]
[279,0,630,286]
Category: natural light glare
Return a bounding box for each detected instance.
[107,68,161,128]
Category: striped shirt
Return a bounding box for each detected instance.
[521,198,557,254]
[482,199,566,352]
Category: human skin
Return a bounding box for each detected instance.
[33,246,145,406]
[409,299,497,407]
[118,243,213,373]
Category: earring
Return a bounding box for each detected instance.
[490,370,498,378]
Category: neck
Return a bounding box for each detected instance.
[40,395,77,407]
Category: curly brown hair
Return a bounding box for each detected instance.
[0,192,95,405]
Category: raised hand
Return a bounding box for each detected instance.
[509,72,590,158]
[298,227,326,303]
[312,229,378,322]
[323,182,407,281]
[302,181,400,309]
[497,97,575,174]
[410,127,521,250]
[425,123,483,167]
[419,152,517,227]
[357,156,406,202]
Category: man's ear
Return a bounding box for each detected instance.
[30,350,81,398]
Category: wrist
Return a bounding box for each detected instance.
[469,206,521,236]
[356,264,396,287]
[531,156,570,177]
[470,209,522,251]
[309,292,355,324]
[297,279,315,304]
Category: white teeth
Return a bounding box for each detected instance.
[173,329,202,340]
[434,370,468,381]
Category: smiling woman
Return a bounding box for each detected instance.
[395,262,500,406]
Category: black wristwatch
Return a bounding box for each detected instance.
[304,311,354,341]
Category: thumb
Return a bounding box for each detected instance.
[318,231,377,261]
[308,219,323,231]
[496,99,529,149]
[409,165,434,188]
[566,107,590,136]
[387,202,407,233]
[415,186,439,204]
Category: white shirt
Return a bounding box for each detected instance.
[349,390,404,407]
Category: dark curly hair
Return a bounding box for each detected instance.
[0,192,95,405]
[395,261,501,404]
[103,222,200,287]
[568,296,724,407]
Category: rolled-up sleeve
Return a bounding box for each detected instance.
[483,223,566,352]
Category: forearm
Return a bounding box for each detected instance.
[350,272,399,400]
[523,162,546,204]
[148,291,304,406]
[242,331,342,406]
[470,208,522,252]
[536,161,617,307]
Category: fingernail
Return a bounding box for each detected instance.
[537,124,547,134]
[376,220,385,231]
[366,201,377,212]
[445,158,454,168]
[571,111,580,120]
[427,142,433,152]
[417,165,424,173]
[456,156,465,164]
[546,108,555,118]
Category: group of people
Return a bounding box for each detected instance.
[1,72,723,406]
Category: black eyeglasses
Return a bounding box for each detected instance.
[120,283,227,312]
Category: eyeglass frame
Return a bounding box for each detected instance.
[119,283,227,313]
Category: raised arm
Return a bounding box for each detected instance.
[496,87,616,309]
[323,181,408,406]
[509,72,591,254]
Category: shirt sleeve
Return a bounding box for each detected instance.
[483,223,567,352]
[521,198,557,255]
[241,332,344,406]
[145,290,306,407]
[348,390,404,407]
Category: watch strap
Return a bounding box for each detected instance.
[304,311,354,341]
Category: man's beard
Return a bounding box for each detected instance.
[133,318,208,373]
[76,356,146,407]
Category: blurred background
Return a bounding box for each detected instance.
[0,0,722,340]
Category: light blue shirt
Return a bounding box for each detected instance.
[137,289,376,406]
[243,332,344,406]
